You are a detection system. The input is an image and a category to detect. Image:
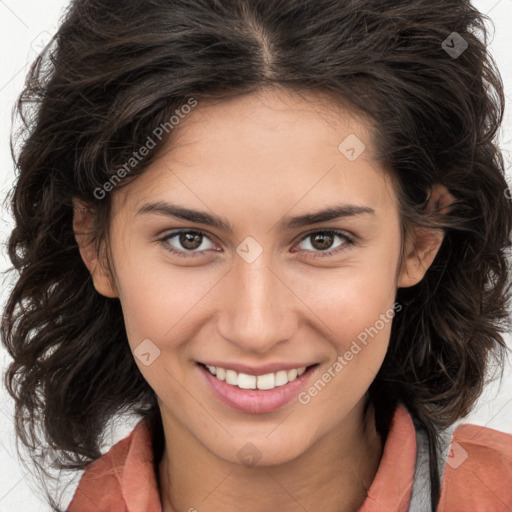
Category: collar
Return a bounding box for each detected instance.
[67,403,417,511]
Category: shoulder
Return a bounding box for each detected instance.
[438,422,512,512]
[66,417,162,512]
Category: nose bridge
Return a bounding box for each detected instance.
[217,251,295,354]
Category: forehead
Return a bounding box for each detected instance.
[170,86,374,154]
[112,86,397,219]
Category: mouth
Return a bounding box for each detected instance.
[200,363,313,390]
[197,362,319,414]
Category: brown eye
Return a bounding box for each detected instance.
[296,230,354,258]
[179,232,203,250]
[310,232,335,251]
[159,230,215,257]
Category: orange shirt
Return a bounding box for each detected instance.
[66,405,512,512]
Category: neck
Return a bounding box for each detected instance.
[158,401,384,512]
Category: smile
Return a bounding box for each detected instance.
[198,362,319,413]
[204,364,307,390]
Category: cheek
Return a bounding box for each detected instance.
[295,243,400,389]
[297,279,396,416]
[315,282,394,386]
[113,245,216,349]
[333,277,396,355]
[301,253,398,342]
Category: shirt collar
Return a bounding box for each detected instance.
[357,404,417,511]
[69,403,417,511]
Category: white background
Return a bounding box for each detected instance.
[1,0,511,510]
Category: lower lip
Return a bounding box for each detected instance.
[198,363,317,414]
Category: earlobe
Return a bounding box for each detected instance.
[72,198,118,298]
[397,184,455,288]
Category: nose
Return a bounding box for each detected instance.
[216,250,297,354]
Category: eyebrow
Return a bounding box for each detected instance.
[136,201,375,232]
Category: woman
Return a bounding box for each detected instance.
[2,0,512,511]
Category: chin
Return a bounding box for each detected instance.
[206,432,313,468]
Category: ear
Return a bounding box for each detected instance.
[72,197,118,298]
[397,184,455,288]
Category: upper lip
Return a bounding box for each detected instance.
[199,361,317,376]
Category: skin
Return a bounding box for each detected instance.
[74,86,451,512]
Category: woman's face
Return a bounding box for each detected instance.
[82,87,430,466]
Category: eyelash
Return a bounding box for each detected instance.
[157,229,355,259]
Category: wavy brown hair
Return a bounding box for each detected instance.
[2,0,512,510]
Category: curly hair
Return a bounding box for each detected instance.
[2,0,511,510]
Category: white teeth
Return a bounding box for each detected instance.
[225,369,238,386]
[204,364,310,390]
[238,373,257,389]
[256,373,275,390]
[287,368,298,380]
[275,370,288,386]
